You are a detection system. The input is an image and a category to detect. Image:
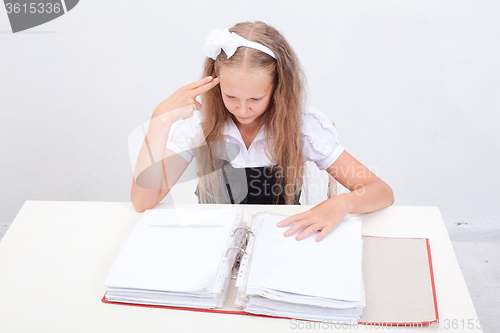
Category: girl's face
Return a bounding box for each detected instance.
[218,67,274,128]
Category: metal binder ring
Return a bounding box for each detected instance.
[225,246,247,257]
[231,227,255,237]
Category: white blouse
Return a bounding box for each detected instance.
[166,105,344,171]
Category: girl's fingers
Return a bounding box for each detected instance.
[183,76,214,90]
[283,219,311,237]
[191,77,219,96]
[169,104,196,121]
[277,211,308,227]
[315,224,335,242]
[295,223,321,241]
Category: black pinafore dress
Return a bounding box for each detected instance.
[195,159,301,205]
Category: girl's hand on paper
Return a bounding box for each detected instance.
[152,76,220,123]
[277,196,349,242]
[278,151,394,242]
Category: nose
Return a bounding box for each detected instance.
[237,102,250,116]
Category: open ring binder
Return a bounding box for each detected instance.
[103,209,438,326]
[231,227,254,237]
[225,246,247,258]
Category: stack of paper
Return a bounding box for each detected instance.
[104,207,243,309]
[235,212,365,322]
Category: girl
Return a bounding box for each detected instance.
[131,21,394,242]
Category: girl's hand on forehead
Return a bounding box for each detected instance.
[152,76,219,122]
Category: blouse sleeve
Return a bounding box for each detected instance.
[301,106,345,170]
[166,110,203,163]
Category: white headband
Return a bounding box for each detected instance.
[203,28,276,61]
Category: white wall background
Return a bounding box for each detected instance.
[1,0,499,233]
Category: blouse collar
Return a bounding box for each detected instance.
[224,117,267,146]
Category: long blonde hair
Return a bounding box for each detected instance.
[197,21,307,205]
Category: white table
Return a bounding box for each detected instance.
[0,201,483,332]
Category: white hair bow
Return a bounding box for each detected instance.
[203,28,276,60]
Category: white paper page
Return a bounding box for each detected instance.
[104,208,238,293]
[247,213,362,302]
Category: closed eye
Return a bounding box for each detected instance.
[225,94,262,101]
